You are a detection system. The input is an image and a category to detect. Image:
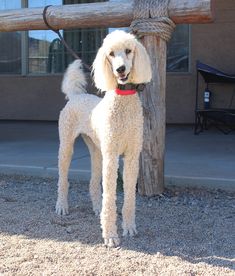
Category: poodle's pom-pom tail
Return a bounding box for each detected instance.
[61,59,87,100]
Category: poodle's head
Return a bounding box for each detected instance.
[92,30,152,92]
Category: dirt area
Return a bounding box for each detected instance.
[0,174,234,276]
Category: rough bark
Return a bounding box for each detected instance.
[138,36,166,196]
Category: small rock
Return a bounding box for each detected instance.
[156,252,161,257]
[66,226,73,234]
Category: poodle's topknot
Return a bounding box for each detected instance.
[102,30,137,49]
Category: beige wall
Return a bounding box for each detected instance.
[0,0,234,123]
[0,75,64,120]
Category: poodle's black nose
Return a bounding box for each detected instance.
[116,65,126,74]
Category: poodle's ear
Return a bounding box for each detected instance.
[131,40,152,84]
[92,46,117,91]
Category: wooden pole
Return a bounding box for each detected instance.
[0,0,214,31]
[138,36,167,195]
[136,0,214,196]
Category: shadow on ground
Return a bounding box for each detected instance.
[0,174,234,272]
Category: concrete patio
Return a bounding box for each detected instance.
[0,121,234,191]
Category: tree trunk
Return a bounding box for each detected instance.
[138,35,167,196]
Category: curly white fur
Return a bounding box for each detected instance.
[56,30,152,247]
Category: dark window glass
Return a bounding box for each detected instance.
[167,24,189,72]
[0,1,21,74]
[28,0,62,74]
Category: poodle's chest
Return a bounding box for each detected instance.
[90,94,143,145]
[104,96,142,127]
[96,97,143,138]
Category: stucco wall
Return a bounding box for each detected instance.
[0,75,64,120]
[0,0,234,123]
[166,0,235,123]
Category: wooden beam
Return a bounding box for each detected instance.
[169,0,215,24]
[0,0,214,32]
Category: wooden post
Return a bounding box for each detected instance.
[133,0,214,196]
[0,0,215,196]
[138,36,167,195]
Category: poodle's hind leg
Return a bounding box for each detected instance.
[122,151,140,237]
[56,108,77,216]
[82,135,102,216]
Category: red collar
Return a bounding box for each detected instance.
[115,88,137,96]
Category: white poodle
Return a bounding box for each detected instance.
[56,30,152,247]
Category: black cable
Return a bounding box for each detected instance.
[43,5,91,71]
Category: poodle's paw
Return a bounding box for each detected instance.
[92,202,101,217]
[56,199,69,215]
[104,237,120,248]
[122,222,137,237]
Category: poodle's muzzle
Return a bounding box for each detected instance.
[116,65,128,81]
[111,52,132,84]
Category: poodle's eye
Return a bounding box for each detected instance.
[109,51,115,57]
[125,49,132,55]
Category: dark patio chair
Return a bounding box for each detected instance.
[194,61,235,134]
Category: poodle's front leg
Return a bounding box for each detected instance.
[101,153,119,247]
[122,152,140,237]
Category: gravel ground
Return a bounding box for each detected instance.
[0,174,234,276]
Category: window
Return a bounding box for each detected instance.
[28,0,63,74]
[0,0,190,75]
[0,0,21,74]
[28,0,107,74]
[167,24,190,72]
